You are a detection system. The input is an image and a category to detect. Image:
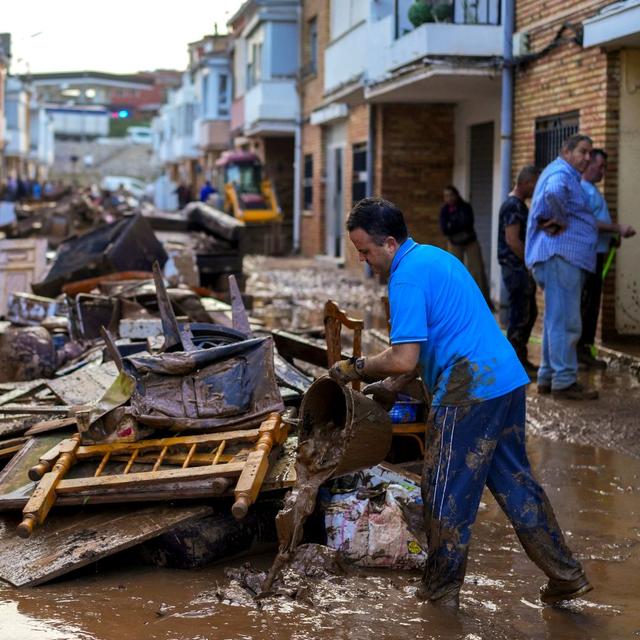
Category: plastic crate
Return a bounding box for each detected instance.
[388,400,421,424]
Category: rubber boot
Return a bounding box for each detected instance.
[515,526,592,605]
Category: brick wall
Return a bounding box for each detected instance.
[344,103,370,268]
[375,104,454,247]
[300,122,325,256]
[301,0,330,118]
[513,0,621,339]
[300,0,330,257]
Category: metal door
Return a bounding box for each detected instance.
[326,144,344,258]
[469,122,494,281]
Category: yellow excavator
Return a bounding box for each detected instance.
[216,150,282,223]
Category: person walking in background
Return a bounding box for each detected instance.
[498,165,540,374]
[174,182,193,209]
[439,185,491,306]
[526,134,599,401]
[199,179,217,203]
[579,149,636,369]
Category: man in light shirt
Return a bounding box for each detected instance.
[579,149,636,368]
[526,134,599,400]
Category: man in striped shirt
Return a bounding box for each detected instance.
[525,134,599,400]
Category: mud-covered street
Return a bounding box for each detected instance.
[1,417,638,639]
[2,257,639,640]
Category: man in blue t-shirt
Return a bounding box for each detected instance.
[579,149,636,368]
[329,197,591,608]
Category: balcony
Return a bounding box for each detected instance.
[244,79,298,136]
[583,0,640,49]
[4,127,29,158]
[367,0,502,84]
[324,21,367,96]
[197,119,230,150]
[173,134,199,160]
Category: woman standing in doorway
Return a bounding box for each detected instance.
[440,185,491,306]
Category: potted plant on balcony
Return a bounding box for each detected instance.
[408,0,434,27]
[433,2,454,23]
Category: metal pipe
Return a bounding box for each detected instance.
[500,0,514,203]
[292,3,303,253]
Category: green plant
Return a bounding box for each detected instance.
[408,1,434,27]
[433,2,454,22]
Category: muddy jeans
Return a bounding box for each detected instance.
[420,386,585,602]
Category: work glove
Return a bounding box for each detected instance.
[362,378,399,411]
[328,357,360,386]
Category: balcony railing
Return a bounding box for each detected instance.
[396,0,500,38]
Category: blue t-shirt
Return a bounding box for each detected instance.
[581,179,612,254]
[389,238,529,406]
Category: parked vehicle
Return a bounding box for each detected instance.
[101,175,148,199]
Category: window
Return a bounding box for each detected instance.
[303,154,313,210]
[352,143,368,204]
[330,0,368,40]
[247,42,263,90]
[535,111,579,169]
[218,73,229,116]
[308,18,318,76]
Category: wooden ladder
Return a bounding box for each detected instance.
[18,413,287,538]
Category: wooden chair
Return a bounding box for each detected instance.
[324,299,364,391]
[323,299,427,457]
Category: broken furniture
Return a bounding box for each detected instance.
[0,504,213,587]
[0,238,48,317]
[87,264,284,439]
[32,214,167,298]
[18,413,288,538]
[323,299,427,456]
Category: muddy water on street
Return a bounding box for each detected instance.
[526,351,640,459]
[1,433,639,640]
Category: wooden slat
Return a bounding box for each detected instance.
[56,461,246,493]
[0,381,46,407]
[75,428,260,458]
[24,417,77,436]
[0,405,70,415]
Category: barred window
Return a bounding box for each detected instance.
[535,111,579,169]
[352,143,368,204]
[303,154,313,210]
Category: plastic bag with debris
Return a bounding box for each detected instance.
[321,473,426,570]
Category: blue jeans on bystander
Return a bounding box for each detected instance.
[531,256,585,390]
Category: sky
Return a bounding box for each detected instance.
[3,0,245,75]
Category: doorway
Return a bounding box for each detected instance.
[325,144,345,258]
[469,122,494,283]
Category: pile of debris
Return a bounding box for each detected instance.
[0,188,426,592]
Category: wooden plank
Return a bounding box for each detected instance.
[0,381,46,407]
[272,329,338,368]
[0,405,70,415]
[56,461,246,493]
[24,417,77,436]
[0,504,212,587]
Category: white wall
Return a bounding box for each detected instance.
[453,94,502,300]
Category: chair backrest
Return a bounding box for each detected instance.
[323,299,364,391]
